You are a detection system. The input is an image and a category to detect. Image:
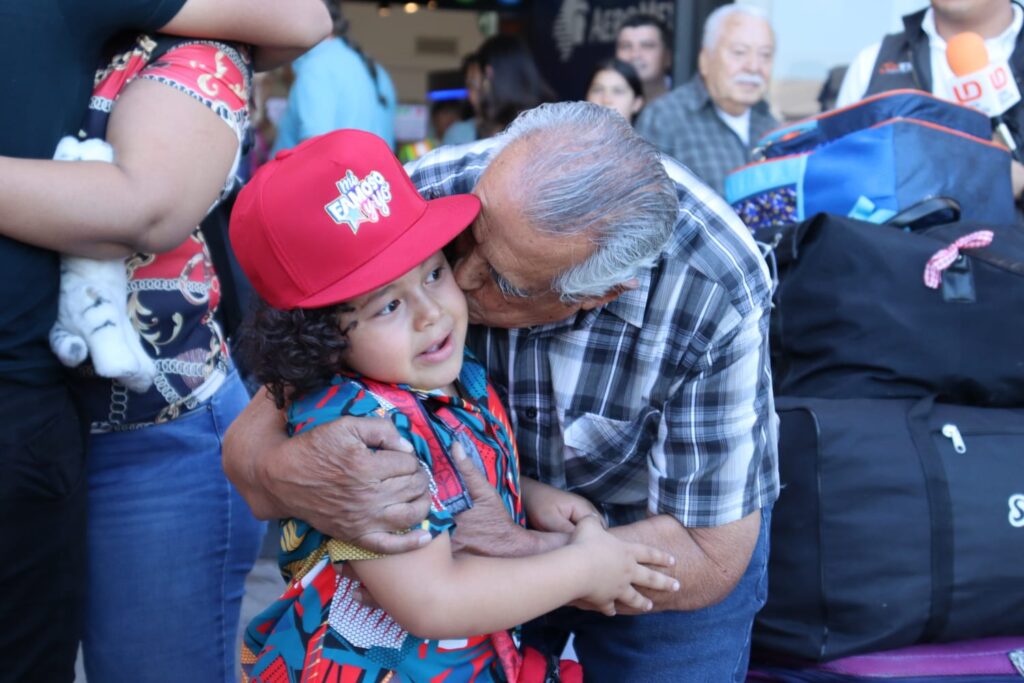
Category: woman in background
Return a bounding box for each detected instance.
[443,35,555,144]
[586,58,645,124]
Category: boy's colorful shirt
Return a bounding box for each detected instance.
[242,350,525,683]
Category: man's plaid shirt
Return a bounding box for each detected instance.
[407,140,779,528]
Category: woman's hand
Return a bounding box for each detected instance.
[568,516,679,616]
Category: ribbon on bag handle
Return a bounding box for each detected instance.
[923,230,994,289]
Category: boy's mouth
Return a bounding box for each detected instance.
[418,332,454,363]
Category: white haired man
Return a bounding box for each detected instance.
[223,101,779,681]
[636,4,777,196]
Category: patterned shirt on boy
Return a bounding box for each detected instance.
[406,139,779,530]
[241,351,526,683]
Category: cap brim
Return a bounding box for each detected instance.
[297,193,481,308]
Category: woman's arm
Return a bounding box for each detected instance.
[0,75,237,259]
[351,514,679,640]
[161,0,331,69]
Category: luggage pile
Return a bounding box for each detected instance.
[725,92,1024,681]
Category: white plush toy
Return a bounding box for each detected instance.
[49,135,158,393]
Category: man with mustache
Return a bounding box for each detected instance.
[636,5,776,196]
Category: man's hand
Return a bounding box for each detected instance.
[222,389,433,554]
[449,443,569,556]
[520,477,601,533]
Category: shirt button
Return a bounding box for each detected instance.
[522,407,538,420]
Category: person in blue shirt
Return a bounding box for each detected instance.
[273,1,397,152]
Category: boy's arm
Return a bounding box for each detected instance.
[351,512,678,640]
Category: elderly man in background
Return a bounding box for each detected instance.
[636,4,777,196]
[224,101,778,681]
[615,13,673,103]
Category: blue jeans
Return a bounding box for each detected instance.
[82,370,266,683]
[524,507,772,683]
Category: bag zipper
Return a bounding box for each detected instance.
[1010,648,1024,676]
[937,421,1024,455]
[941,423,967,454]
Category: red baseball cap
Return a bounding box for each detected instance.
[230,129,480,309]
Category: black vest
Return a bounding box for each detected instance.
[865,4,1024,143]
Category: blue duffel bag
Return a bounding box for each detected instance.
[754,89,994,158]
[725,92,1016,233]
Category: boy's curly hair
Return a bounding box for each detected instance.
[238,300,356,409]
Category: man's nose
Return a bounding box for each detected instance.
[745,51,767,72]
[453,248,489,292]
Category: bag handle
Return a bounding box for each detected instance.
[885,197,961,231]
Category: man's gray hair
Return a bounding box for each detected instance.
[490,101,677,303]
[702,4,770,50]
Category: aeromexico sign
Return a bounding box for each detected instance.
[529,0,673,100]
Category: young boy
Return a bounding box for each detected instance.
[229,129,678,683]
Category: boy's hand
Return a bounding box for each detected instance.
[520,477,601,533]
[569,516,678,616]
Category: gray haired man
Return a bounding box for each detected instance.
[636,4,777,196]
[224,101,778,680]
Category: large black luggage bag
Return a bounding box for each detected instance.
[770,213,1024,406]
[754,396,1024,662]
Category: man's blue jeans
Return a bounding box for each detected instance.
[82,370,266,683]
[524,507,772,683]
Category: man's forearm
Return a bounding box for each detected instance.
[609,509,761,612]
[222,389,291,520]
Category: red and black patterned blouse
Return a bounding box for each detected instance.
[73,35,251,432]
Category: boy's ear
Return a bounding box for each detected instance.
[578,278,640,311]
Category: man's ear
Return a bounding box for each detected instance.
[579,278,640,311]
[697,48,710,78]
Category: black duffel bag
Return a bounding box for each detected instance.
[753,395,1024,662]
[771,212,1024,406]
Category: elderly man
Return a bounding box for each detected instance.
[224,101,778,680]
[636,4,777,196]
[615,13,673,103]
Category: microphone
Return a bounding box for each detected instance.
[946,32,1022,159]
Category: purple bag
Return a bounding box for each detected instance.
[749,637,1024,682]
